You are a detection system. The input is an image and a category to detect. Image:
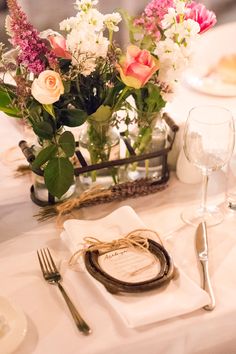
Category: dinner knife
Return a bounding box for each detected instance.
[195,221,216,311]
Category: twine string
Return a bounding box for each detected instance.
[69,228,162,266]
[57,185,111,214]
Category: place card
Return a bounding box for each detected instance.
[98,248,160,283]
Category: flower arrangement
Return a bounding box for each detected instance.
[118,0,216,155]
[0,0,216,199]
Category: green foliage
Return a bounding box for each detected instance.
[118,9,155,51]
[43,104,55,118]
[133,126,153,154]
[118,9,141,46]
[58,131,75,157]
[133,83,166,113]
[59,108,87,127]
[32,144,57,169]
[44,157,74,199]
[0,89,21,117]
[32,121,54,140]
[88,105,112,122]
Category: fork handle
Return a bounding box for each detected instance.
[57,282,92,335]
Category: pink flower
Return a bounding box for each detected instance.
[134,0,174,40]
[144,0,174,20]
[117,45,159,89]
[6,0,56,74]
[48,35,72,59]
[185,1,217,34]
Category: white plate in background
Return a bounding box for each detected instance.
[184,69,236,97]
[0,296,27,354]
[184,22,236,97]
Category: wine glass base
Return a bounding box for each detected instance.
[181,205,224,227]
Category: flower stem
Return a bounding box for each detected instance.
[113,86,130,113]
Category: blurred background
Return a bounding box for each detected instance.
[0,0,236,45]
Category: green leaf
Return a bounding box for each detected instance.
[32,121,54,140]
[44,157,74,199]
[88,105,112,122]
[0,90,21,117]
[146,83,166,112]
[43,104,55,118]
[63,81,71,94]
[60,108,87,127]
[32,144,57,169]
[0,90,13,107]
[59,131,75,157]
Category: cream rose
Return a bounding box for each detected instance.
[31,70,64,104]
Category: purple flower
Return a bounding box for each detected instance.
[7,0,56,74]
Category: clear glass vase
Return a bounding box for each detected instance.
[127,111,167,181]
[78,119,120,189]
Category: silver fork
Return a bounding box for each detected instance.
[37,248,91,335]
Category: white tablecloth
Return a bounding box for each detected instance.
[1,21,236,354]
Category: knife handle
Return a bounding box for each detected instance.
[200,260,216,311]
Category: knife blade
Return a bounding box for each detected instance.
[195,221,215,311]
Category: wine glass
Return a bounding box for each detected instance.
[181,105,235,227]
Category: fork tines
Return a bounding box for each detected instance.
[37,248,58,277]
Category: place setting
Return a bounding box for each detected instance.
[56,205,212,329]
[1,0,236,352]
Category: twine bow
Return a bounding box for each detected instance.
[69,228,162,266]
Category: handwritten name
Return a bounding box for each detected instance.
[104,249,127,260]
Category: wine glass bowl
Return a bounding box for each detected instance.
[181,105,235,227]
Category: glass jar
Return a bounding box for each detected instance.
[78,119,120,188]
[126,111,167,181]
[32,173,76,204]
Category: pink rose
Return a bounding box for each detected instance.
[31,70,64,104]
[185,2,217,34]
[48,35,71,59]
[117,45,159,89]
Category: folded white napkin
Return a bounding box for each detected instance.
[61,206,210,328]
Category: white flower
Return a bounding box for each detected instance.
[164,19,199,48]
[75,0,98,12]
[66,25,109,75]
[161,8,176,29]
[174,0,186,15]
[155,38,180,60]
[60,8,105,33]
[67,27,108,56]
[80,8,105,32]
[94,33,110,57]
[40,29,62,39]
[154,36,190,90]
[60,17,79,32]
[77,55,97,76]
[104,12,122,32]
[184,19,201,37]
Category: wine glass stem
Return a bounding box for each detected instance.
[201,172,209,212]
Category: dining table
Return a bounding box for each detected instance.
[1,21,236,354]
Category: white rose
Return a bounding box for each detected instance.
[31,70,64,104]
